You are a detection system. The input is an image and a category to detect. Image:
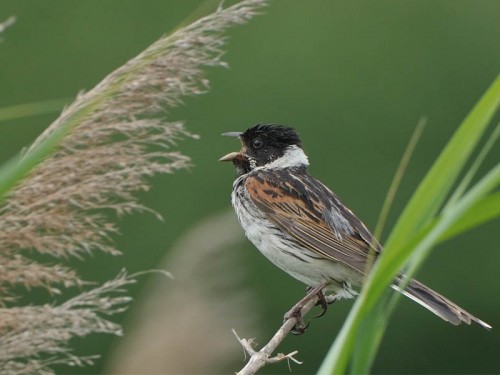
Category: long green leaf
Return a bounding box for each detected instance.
[318,75,500,375]
[0,98,69,123]
[0,98,100,203]
[438,191,500,242]
[383,164,500,336]
[405,163,500,277]
[373,118,426,241]
[350,291,391,374]
[385,75,500,256]
[445,122,500,210]
[350,163,500,373]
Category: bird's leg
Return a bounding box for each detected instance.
[313,291,338,318]
[313,289,328,318]
[284,283,328,335]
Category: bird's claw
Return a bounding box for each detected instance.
[313,292,338,318]
[313,290,328,318]
[291,320,310,335]
[284,306,309,335]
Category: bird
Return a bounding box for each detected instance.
[219,123,491,333]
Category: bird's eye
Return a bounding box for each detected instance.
[253,138,263,148]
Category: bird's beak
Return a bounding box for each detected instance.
[219,131,243,162]
[218,151,239,162]
[221,131,243,138]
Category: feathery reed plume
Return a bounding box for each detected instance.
[0,1,267,373]
[0,272,134,375]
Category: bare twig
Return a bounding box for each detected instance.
[234,296,321,375]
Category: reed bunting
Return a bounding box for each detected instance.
[220,124,490,333]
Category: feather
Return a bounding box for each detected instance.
[244,168,378,274]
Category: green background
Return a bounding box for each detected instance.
[1,1,499,373]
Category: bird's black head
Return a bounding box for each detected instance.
[241,124,302,164]
[219,124,305,176]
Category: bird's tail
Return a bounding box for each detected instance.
[392,278,491,329]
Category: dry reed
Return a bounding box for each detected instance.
[0,1,267,373]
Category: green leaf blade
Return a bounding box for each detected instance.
[439,191,500,242]
[318,75,500,375]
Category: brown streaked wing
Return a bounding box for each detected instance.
[244,172,377,274]
[315,179,382,254]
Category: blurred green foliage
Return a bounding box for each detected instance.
[0,1,499,374]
